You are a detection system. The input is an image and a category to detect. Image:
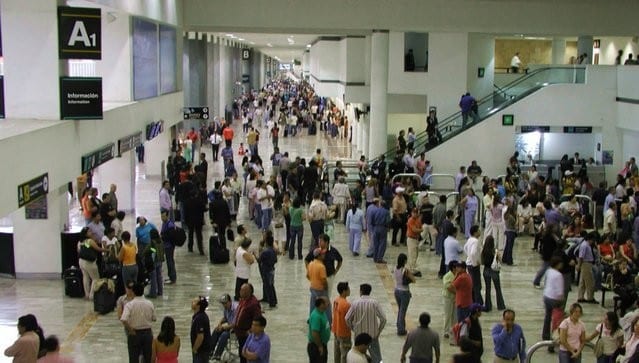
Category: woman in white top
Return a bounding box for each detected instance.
[234,238,255,301]
[346,204,365,256]
[558,303,586,363]
[489,196,506,250]
[517,198,535,235]
[586,311,623,363]
[623,318,639,363]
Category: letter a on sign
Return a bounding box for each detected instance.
[68,21,92,47]
[58,6,101,59]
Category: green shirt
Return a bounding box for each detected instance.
[290,207,304,227]
[308,308,331,344]
[442,270,455,299]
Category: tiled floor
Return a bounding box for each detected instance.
[0,122,604,363]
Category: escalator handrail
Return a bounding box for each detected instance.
[524,340,594,363]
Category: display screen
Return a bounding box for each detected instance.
[159,24,176,94]
[132,17,158,100]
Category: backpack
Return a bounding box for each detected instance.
[452,317,471,346]
[168,226,186,247]
[566,239,583,260]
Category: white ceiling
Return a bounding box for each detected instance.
[214,32,322,62]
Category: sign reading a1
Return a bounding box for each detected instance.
[241,49,250,60]
[183,107,209,120]
[58,6,101,59]
[17,173,49,208]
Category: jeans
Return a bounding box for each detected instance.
[468,265,484,305]
[348,229,362,254]
[483,267,505,311]
[558,350,581,363]
[165,245,176,282]
[261,208,273,231]
[254,205,263,229]
[289,225,304,259]
[333,335,351,363]
[542,296,562,340]
[307,342,328,363]
[121,264,139,287]
[309,288,329,315]
[126,329,152,363]
[373,228,388,262]
[262,269,277,306]
[211,329,231,357]
[503,230,516,264]
[369,338,382,363]
[148,262,163,297]
[394,289,411,334]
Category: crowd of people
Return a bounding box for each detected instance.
[11,75,639,363]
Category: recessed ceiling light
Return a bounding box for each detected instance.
[238,38,245,41]
[306,44,311,48]
[267,43,273,47]
[225,33,233,37]
[249,41,255,45]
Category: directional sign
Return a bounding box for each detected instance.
[58,6,101,59]
[183,107,209,120]
[118,132,143,155]
[17,173,49,208]
[81,143,115,174]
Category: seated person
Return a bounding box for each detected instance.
[599,234,616,264]
[559,194,581,217]
[563,214,584,241]
[517,198,535,235]
[613,259,638,316]
[210,293,239,360]
[619,238,638,271]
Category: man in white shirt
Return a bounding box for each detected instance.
[346,333,372,363]
[345,284,386,363]
[603,202,617,236]
[444,226,463,267]
[541,257,564,341]
[120,283,156,363]
[510,52,522,73]
[209,132,223,161]
[464,225,483,305]
[159,180,173,220]
[256,181,275,231]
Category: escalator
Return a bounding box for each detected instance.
[377,66,587,160]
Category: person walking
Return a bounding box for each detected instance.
[510,52,522,73]
[542,256,565,342]
[346,203,365,256]
[400,312,441,363]
[369,199,390,264]
[395,253,416,336]
[288,197,306,260]
[481,235,506,312]
[406,208,423,277]
[492,309,526,363]
[120,283,156,363]
[464,225,483,305]
[345,283,387,363]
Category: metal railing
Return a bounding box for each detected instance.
[525,340,594,363]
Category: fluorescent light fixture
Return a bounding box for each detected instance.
[249,41,255,45]
[267,43,273,47]
[306,44,311,48]
[225,33,235,38]
[238,38,245,41]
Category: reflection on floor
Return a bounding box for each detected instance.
[0,123,604,362]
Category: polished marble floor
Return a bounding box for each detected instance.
[0,122,605,363]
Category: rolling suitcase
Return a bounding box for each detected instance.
[226,229,235,243]
[308,122,317,135]
[93,279,116,314]
[64,266,84,298]
[209,234,230,264]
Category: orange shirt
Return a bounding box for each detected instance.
[307,260,327,290]
[223,127,234,141]
[120,243,137,266]
[407,216,422,239]
[332,296,351,338]
[452,272,473,308]
[81,195,92,219]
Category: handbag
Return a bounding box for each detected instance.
[402,268,413,286]
[491,250,501,271]
[593,325,604,357]
[78,241,97,262]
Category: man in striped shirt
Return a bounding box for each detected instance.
[345,284,386,363]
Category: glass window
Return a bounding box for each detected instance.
[404,32,429,72]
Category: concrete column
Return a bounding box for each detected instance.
[552,38,567,64]
[577,36,594,64]
[94,150,135,212]
[2,0,60,118]
[368,30,389,158]
[361,114,369,157]
[12,184,69,278]
[145,130,171,177]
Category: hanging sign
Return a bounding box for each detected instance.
[58,6,101,59]
[17,173,49,208]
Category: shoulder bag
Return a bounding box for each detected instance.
[593,324,604,358]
